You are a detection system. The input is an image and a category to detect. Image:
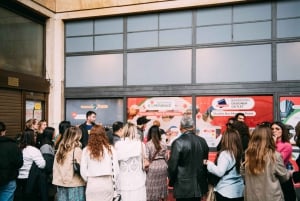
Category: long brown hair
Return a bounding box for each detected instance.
[219,128,243,173]
[19,130,36,150]
[56,126,82,164]
[245,126,276,175]
[87,124,112,160]
[148,125,162,151]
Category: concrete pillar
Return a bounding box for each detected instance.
[45,16,64,131]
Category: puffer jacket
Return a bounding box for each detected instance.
[0,136,23,185]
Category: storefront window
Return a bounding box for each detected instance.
[127,97,192,131]
[65,99,124,126]
[0,7,44,77]
[196,96,273,148]
[280,96,300,128]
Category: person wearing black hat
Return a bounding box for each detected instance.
[136,116,151,142]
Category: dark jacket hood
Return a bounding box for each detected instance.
[0,136,16,143]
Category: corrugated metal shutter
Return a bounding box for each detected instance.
[0,89,22,139]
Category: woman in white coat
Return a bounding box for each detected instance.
[15,129,46,201]
[80,124,119,201]
[114,122,146,201]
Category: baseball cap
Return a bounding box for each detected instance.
[137,116,151,125]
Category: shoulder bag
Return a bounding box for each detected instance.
[111,152,121,201]
[73,148,80,175]
[207,163,236,186]
[206,185,216,201]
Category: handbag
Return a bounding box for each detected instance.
[111,154,121,201]
[206,185,216,201]
[73,149,80,174]
[207,163,235,186]
[112,194,121,201]
[141,142,149,172]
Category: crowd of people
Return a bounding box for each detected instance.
[0,110,300,201]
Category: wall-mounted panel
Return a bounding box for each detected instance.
[196,44,271,83]
[277,42,300,81]
[66,54,123,87]
[127,50,192,85]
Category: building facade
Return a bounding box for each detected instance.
[0,0,300,138]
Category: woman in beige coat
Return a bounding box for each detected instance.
[241,126,291,201]
[52,126,86,201]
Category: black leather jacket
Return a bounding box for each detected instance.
[168,130,209,199]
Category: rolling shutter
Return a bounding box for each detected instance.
[0,89,22,139]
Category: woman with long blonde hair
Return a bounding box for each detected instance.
[115,122,146,201]
[242,126,291,201]
[80,124,119,201]
[52,126,85,201]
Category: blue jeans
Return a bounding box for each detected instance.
[0,180,16,201]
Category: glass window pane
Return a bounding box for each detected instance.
[66,37,93,53]
[277,0,300,18]
[95,34,123,51]
[159,29,192,46]
[277,42,300,80]
[95,18,123,34]
[277,18,300,38]
[26,100,44,121]
[196,45,271,83]
[127,14,158,32]
[66,20,93,36]
[66,54,123,87]
[197,7,231,26]
[233,3,271,22]
[159,11,192,29]
[233,21,271,41]
[0,7,43,77]
[196,25,231,44]
[127,31,158,49]
[66,99,124,126]
[127,96,192,131]
[127,50,192,85]
[196,95,274,144]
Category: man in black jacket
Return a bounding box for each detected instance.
[79,111,96,148]
[168,116,209,201]
[0,121,23,201]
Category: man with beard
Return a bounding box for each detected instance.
[79,111,96,148]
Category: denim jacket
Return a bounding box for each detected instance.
[207,150,244,198]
